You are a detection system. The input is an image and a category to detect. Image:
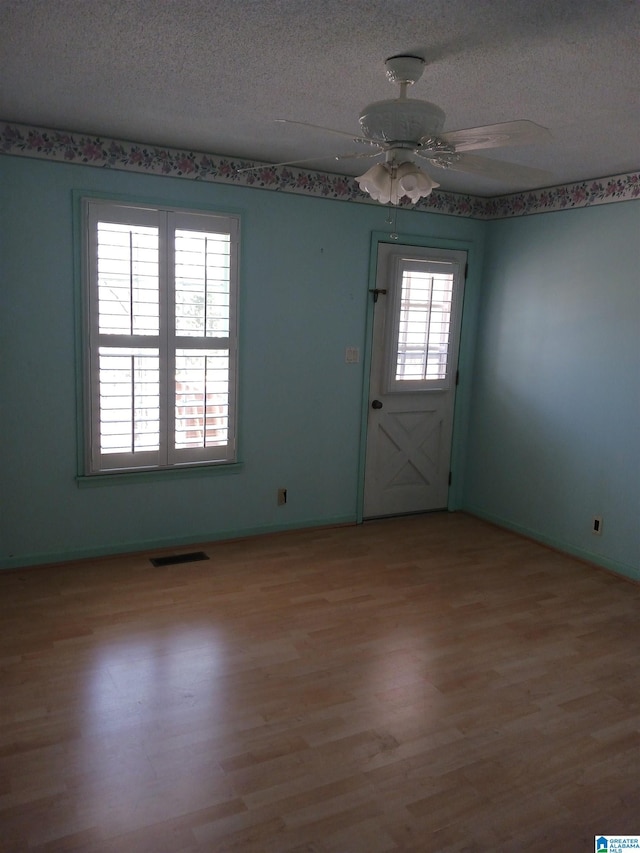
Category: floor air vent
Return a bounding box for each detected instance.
[150,551,209,567]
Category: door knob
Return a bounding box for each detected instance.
[371,400,383,409]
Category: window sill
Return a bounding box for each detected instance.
[76,461,244,488]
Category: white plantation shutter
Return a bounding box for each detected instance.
[174,229,231,337]
[98,347,161,454]
[96,222,160,336]
[174,350,230,451]
[85,200,239,474]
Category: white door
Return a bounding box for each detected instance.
[363,243,466,519]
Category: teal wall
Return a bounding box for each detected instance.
[464,203,640,580]
[0,155,483,568]
[2,154,637,578]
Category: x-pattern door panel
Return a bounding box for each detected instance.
[366,400,448,516]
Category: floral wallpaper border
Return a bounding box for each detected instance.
[1,121,638,219]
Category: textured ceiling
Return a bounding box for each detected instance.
[1,0,639,196]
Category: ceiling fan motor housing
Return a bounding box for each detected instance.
[359,98,446,145]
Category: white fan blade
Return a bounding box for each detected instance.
[275,119,378,147]
[336,150,383,161]
[236,150,379,173]
[424,152,552,185]
[438,120,551,152]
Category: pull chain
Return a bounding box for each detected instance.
[384,161,399,239]
[386,203,399,240]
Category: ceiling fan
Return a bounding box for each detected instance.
[259,55,552,204]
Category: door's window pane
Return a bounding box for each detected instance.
[395,267,453,382]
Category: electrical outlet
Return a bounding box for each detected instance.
[277,487,287,506]
[592,516,603,535]
[345,346,360,364]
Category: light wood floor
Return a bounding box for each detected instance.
[0,513,638,852]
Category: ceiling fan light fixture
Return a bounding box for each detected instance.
[355,163,393,203]
[355,161,439,205]
[396,161,440,203]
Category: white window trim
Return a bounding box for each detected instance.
[82,198,240,475]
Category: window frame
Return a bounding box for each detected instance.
[81,197,240,477]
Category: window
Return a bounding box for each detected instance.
[385,255,461,393]
[83,200,239,474]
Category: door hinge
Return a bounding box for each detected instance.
[455,370,459,386]
[464,262,469,279]
[448,471,452,486]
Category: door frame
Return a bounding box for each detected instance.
[356,230,481,523]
